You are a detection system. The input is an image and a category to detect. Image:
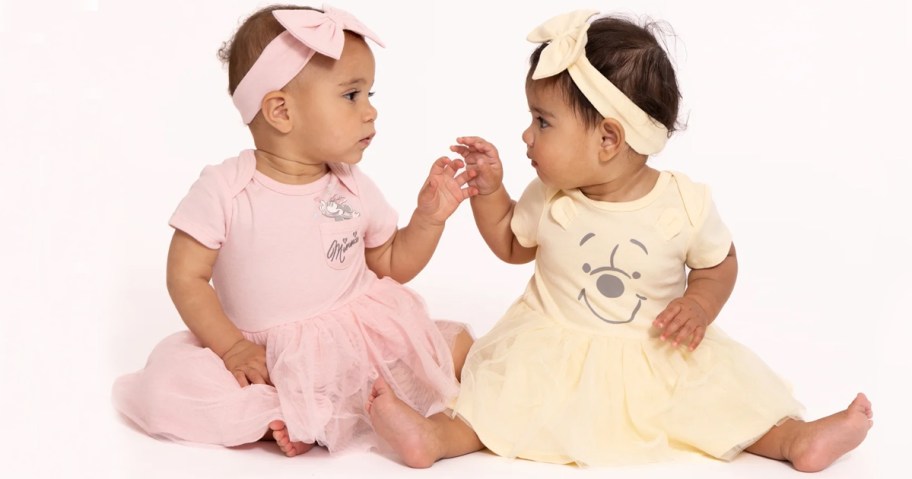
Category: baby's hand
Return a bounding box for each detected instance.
[450,136,503,196]
[653,297,710,351]
[415,157,478,225]
[221,339,271,387]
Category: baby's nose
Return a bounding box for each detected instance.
[521,127,533,147]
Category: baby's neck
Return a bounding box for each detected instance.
[254,149,329,186]
[580,165,660,203]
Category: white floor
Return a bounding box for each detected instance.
[103,426,881,479]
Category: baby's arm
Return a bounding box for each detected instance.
[453,136,536,264]
[365,157,476,283]
[167,230,270,386]
[653,243,738,350]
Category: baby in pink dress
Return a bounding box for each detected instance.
[112,4,476,457]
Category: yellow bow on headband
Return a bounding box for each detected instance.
[526,10,669,155]
[528,9,598,79]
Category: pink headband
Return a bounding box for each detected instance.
[231,5,385,124]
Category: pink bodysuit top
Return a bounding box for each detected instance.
[169,150,398,332]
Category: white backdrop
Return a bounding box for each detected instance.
[1,1,908,477]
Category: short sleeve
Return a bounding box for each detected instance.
[685,188,732,269]
[511,179,550,248]
[350,166,398,248]
[169,165,232,249]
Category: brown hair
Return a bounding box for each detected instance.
[217,5,320,95]
[527,16,683,135]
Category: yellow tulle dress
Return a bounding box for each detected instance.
[451,172,804,466]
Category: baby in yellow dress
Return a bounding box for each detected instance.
[367,9,873,472]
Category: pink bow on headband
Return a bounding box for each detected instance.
[273,6,385,60]
[232,4,385,124]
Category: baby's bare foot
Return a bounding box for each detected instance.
[367,377,441,468]
[268,420,314,457]
[788,393,873,472]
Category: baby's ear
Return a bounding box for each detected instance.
[598,118,625,160]
[599,118,624,150]
[259,92,293,134]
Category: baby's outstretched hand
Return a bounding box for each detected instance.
[221,339,271,387]
[653,297,710,351]
[450,136,503,196]
[415,157,478,224]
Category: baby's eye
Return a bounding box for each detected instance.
[344,90,375,102]
[537,116,550,129]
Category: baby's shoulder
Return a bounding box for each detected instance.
[664,170,713,226]
[195,150,257,197]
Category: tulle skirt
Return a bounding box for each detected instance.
[113,277,465,452]
[451,300,804,466]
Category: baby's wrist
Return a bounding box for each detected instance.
[475,183,505,198]
[411,210,446,229]
[217,337,247,359]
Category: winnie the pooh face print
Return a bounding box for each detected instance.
[576,233,649,324]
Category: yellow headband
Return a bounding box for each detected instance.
[528,10,669,155]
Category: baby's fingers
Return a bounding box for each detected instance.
[687,326,707,351]
[454,168,477,187]
[247,368,269,385]
[456,136,496,155]
[653,304,680,331]
[450,145,470,158]
[670,319,698,348]
[232,370,250,387]
[456,136,485,146]
[428,156,453,176]
[659,311,689,343]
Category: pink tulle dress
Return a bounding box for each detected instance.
[112,151,464,451]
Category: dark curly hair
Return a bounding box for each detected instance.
[527,15,684,135]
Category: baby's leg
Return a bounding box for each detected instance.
[367,377,483,468]
[264,420,315,457]
[746,393,873,472]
